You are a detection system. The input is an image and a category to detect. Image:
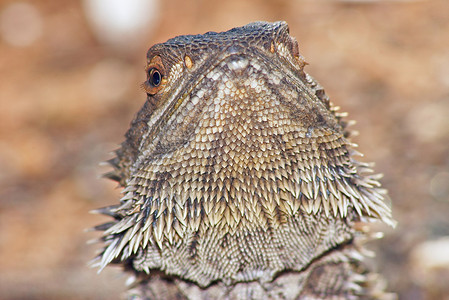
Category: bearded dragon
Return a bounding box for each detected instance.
[93,21,395,299]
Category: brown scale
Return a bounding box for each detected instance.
[93,21,395,299]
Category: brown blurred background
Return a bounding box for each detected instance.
[0,0,448,299]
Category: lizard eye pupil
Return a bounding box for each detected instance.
[149,68,162,87]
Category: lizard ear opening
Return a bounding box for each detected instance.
[143,55,166,95]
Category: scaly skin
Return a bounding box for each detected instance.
[93,21,395,299]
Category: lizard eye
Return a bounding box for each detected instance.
[148,68,162,87]
[143,55,165,95]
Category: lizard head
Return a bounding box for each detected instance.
[96,21,394,287]
[107,21,336,186]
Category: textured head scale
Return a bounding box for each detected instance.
[96,21,394,289]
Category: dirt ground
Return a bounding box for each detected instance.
[0,0,448,299]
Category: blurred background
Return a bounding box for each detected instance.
[0,0,448,299]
